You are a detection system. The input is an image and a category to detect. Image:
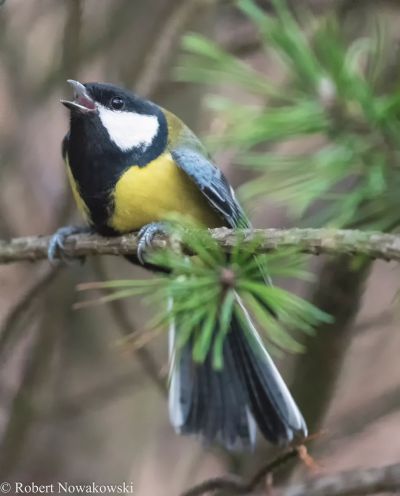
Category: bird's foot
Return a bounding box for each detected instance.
[137,222,169,265]
[48,225,92,265]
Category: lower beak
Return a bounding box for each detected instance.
[61,80,96,113]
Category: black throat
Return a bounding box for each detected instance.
[65,109,168,235]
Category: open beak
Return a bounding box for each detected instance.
[61,80,96,113]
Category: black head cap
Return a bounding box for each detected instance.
[62,80,158,116]
[62,80,168,166]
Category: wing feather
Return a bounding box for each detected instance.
[171,147,249,228]
[172,145,273,288]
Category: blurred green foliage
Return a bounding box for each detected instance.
[83,0,400,367]
[176,0,400,230]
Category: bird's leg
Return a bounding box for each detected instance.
[136,222,169,265]
[48,225,94,265]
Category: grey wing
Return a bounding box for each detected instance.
[172,146,273,288]
[171,147,249,228]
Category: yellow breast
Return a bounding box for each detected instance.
[109,152,221,233]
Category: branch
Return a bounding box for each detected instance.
[1,228,400,265]
[90,258,167,395]
[285,254,370,479]
[135,0,204,97]
[181,458,400,496]
[280,463,400,496]
[0,266,61,356]
[180,447,300,496]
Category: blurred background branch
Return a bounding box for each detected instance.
[181,456,400,496]
[279,462,400,496]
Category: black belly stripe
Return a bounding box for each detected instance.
[64,109,168,234]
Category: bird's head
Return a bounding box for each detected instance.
[61,80,166,155]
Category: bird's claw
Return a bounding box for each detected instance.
[137,222,168,265]
[47,226,90,266]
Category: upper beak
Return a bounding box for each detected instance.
[61,80,96,113]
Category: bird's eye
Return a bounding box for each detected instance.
[110,96,124,110]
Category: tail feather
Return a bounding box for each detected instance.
[169,325,256,449]
[230,313,306,445]
[168,297,307,449]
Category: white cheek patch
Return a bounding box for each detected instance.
[97,104,159,152]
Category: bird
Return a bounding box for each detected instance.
[51,79,307,449]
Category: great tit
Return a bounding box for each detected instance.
[53,79,307,449]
